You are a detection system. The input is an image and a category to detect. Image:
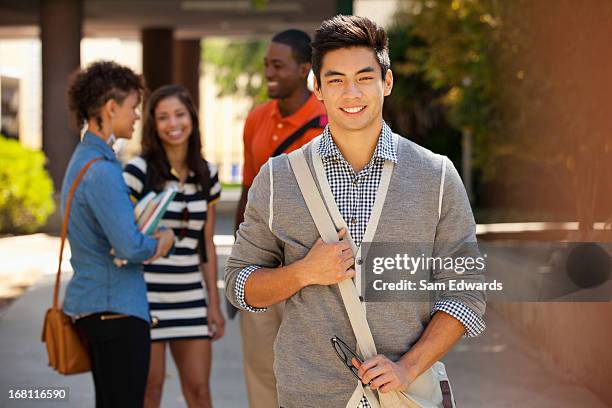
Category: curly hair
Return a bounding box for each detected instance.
[311,15,390,84]
[66,60,145,130]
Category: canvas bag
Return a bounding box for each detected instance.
[40,157,102,375]
[287,141,456,408]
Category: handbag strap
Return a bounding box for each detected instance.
[53,157,103,310]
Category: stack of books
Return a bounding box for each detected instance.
[134,186,179,235]
[112,186,178,266]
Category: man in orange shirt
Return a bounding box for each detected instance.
[233,29,327,408]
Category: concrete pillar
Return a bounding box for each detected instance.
[40,0,82,188]
[141,28,174,93]
[173,39,201,108]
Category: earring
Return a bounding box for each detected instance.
[106,114,116,146]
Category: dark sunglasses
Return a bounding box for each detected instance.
[178,204,189,240]
[331,336,364,381]
[332,337,414,400]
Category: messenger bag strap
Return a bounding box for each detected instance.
[288,148,387,408]
[53,157,103,310]
[288,147,425,408]
[287,148,378,356]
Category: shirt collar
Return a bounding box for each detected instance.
[270,93,319,126]
[318,121,397,164]
[82,131,117,161]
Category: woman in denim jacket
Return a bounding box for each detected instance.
[61,61,175,407]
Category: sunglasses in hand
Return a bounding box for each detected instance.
[331,336,367,382]
[331,336,415,400]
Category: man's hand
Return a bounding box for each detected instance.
[298,228,355,286]
[144,229,175,264]
[240,229,355,308]
[352,355,419,394]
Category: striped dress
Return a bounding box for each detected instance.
[123,156,221,341]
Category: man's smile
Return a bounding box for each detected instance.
[340,105,366,114]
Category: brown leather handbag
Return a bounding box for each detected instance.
[41,157,102,375]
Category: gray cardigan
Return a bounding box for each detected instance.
[225,134,486,408]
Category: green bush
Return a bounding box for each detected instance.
[0,135,55,233]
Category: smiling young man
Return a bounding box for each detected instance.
[233,29,327,408]
[226,16,486,408]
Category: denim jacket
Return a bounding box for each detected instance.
[60,132,157,323]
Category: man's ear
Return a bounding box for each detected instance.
[313,76,323,101]
[300,62,312,79]
[383,69,393,97]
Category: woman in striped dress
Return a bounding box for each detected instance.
[123,85,225,408]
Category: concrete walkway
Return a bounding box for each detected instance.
[0,251,246,408]
[0,227,608,407]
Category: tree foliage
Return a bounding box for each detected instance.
[393,0,612,228]
[202,38,268,106]
[383,23,463,167]
[392,0,504,177]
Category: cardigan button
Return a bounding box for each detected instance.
[356,258,363,266]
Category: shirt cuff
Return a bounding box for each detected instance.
[432,299,485,337]
[235,265,268,313]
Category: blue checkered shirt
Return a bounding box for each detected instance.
[235,122,485,407]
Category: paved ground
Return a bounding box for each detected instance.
[0,200,608,407]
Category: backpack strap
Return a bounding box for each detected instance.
[271,115,326,157]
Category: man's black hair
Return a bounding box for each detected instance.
[311,15,390,84]
[271,29,312,64]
